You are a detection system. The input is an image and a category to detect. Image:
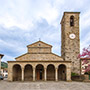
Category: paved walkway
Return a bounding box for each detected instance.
[0,80,90,90]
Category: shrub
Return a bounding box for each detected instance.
[71,72,78,76]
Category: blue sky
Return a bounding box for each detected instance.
[0,0,90,62]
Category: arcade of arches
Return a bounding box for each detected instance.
[8,62,71,81]
[8,41,71,81]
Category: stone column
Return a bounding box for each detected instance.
[66,67,71,81]
[22,68,24,81]
[55,68,58,81]
[33,68,35,81]
[44,68,47,81]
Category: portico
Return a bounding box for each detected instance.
[8,41,71,82]
[8,61,71,81]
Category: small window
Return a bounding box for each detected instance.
[39,44,41,46]
[70,16,74,26]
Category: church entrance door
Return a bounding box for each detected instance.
[36,64,44,81]
[37,69,43,80]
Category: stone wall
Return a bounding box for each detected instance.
[28,47,51,53]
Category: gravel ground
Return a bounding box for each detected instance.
[0,80,90,90]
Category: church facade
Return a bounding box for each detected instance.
[8,12,80,81]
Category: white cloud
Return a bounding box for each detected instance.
[0,0,60,30]
[80,9,90,31]
[0,38,26,54]
[80,32,90,53]
[0,0,90,61]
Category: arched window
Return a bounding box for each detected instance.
[70,16,74,26]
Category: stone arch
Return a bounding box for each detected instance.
[47,64,55,81]
[13,64,22,81]
[24,64,33,81]
[58,64,66,81]
[35,64,44,81]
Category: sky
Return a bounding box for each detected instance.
[0,0,90,62]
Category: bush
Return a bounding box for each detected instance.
[71,73,83,81]
[71,72,78,76]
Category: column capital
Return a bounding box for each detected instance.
[33,66,36,69]
[55,67,58,69]
[33,67,36,70]
[44,68,47,69]
[22,67,24,70]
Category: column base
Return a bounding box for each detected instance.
[33,79,35,82]
[56,79,58,81]
[67,80,72,82]
[8,80,13,82]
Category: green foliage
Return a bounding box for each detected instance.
[1,62,8,68]
[85,72,88,74]
[85,71,90,75]
[71,72,78,76]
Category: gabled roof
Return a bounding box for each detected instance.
[27,41,52,48]
[15,53,63,61]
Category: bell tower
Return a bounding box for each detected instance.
[61,12,80,74]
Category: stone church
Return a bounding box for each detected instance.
[8,12,80,81]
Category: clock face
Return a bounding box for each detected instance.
[69,33,76,39]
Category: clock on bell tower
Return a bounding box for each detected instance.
[60,12,80,74]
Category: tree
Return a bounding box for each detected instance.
[78,45,90,74]
[1,62,8,68]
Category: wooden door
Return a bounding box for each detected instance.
[37,70,40,80]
